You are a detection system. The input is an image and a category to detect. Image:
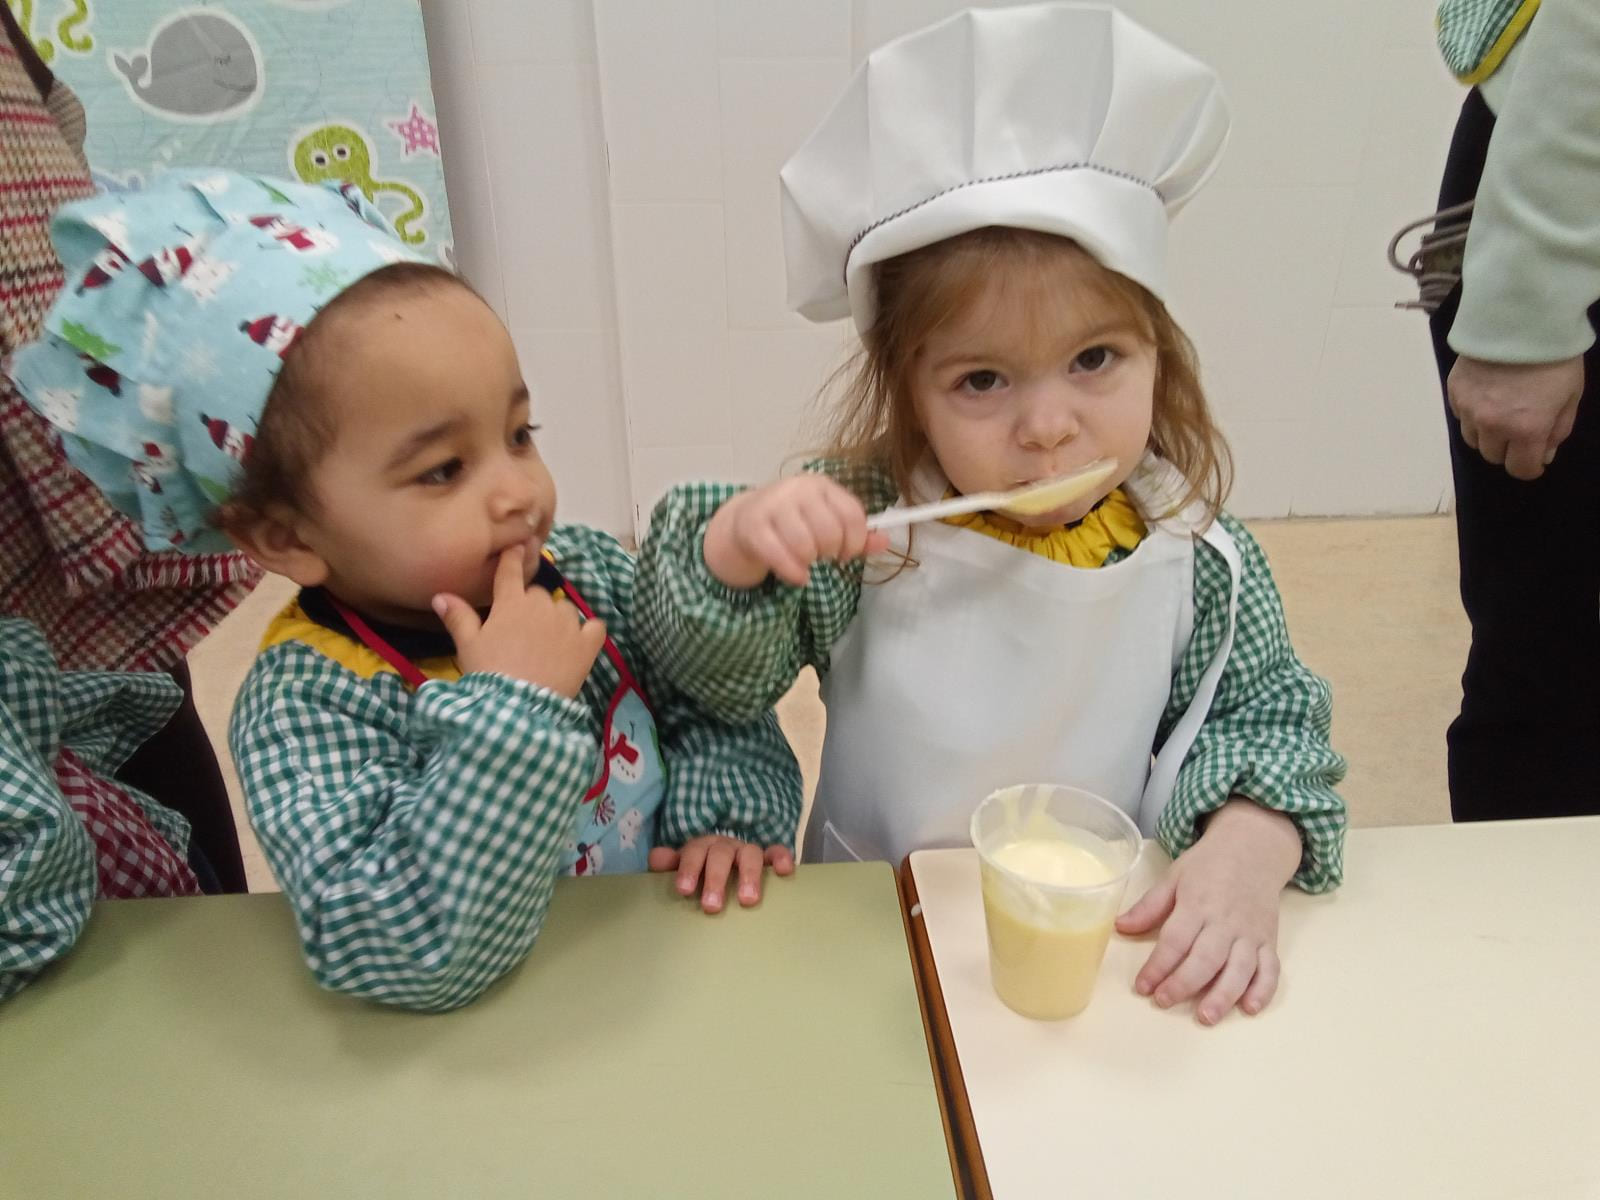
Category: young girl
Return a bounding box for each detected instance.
[636,3,1347,1025]
[9,171,801,1011]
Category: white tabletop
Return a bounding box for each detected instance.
[910,818,1600,1200]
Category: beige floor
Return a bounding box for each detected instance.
[189,515,1467,892]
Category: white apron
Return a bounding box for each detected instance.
[808,456,1242,864]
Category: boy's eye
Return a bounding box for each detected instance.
[416,458,463,487]
[511,422,541,449]
[960,369,1005,394]
[1071,345,1117,373]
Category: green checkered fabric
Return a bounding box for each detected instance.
[1437,0,1536,79]
[635,465,1347,893]
[231,523,801,1012]
[1,618,184,1000]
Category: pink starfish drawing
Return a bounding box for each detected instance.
[387,103,440,157]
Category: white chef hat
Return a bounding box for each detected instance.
[780,3,1229,332]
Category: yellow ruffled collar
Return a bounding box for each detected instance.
[943,487,1147,567]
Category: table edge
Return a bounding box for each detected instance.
[900,855,993,1200]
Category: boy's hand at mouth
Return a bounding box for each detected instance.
[434,544,606,698]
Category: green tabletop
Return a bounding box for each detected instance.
[0,863,953,1199]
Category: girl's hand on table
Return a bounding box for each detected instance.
[1116,799,1302,1025]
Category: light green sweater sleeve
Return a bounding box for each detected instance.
[1451,0,1600,362]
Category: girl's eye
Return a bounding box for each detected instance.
[1072,345,1117,373]
[511,422,541,449]
[416,458,463,487]
[960,369,1005,394]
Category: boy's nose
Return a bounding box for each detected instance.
[488,460,538,521]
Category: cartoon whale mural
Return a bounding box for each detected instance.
[110,9,262,121]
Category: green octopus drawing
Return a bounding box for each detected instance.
[56,0,90,53]
[292,124,426,246]
[6,0,92,63]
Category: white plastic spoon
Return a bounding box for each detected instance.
[866,457,1118,532]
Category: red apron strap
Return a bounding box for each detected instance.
[556,578,646,704]
[328,577,646,708]
[327,596,431,689]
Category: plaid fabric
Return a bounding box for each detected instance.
[635,466,1347,892]
[1437,0,1539,81]
[0,38,257,672]
[231,523,802,1011]
[56,747,199,898]
[1150,512,1346,891]
[1,616,188,1000]
[0,703,93,1002]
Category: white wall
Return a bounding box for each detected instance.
[420,0,635,536]
[426,0,1465,530]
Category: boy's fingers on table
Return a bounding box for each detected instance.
[764,845,795,875]
[735,842,765,905]
[675,839,709,897]
[647,846,681,873]
[700,841,739,913]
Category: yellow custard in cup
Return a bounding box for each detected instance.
[972,785,1142,1020]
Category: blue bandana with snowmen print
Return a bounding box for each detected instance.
[4,169,430,555]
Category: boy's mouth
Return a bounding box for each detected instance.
[487,513,552,561]
[487,533,540,562]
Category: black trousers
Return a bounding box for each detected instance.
[1429,90,1600,821]
[117,662,248,893]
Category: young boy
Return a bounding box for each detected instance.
[10,171,802,1011]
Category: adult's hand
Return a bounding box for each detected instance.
[1448,354,1584,480]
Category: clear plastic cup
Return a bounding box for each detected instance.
[970,784,1143,1020]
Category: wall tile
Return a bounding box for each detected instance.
[720,58,853,330]
[478,63,613,331]
[610,203,732,448]
[719,0,851,59]
[1294,307,1453,515]
[467,0,597,66]
[594,0,723,202]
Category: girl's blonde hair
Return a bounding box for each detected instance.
[818,226,1232,521]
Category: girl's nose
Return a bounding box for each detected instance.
[1017,380,1080,450]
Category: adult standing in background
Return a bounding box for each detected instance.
[1421,0,1600,820]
